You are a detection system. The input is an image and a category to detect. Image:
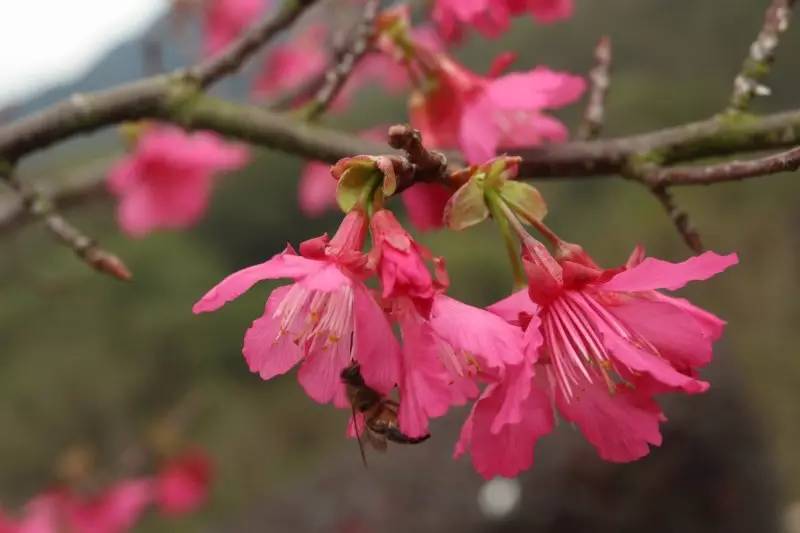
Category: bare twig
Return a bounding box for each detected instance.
[190,0,320,87]
[729,0,796,111]
[646,145,800,186]
[650,185,705,253]
[577,36,612,141]
[305,0,380,120]
[0,171,131,280]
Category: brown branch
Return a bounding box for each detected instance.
[650,186,705,253]
[646,145,800,186]
[577,36,612,141]
[0,171,131,281]
[729,0,796,111]
[305,0,380,120]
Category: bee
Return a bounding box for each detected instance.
[340,362,430,466]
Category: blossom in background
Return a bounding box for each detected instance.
[254,24,407,108]
[66,479,154,533]
[252,24,329,101]
[193,210,401,406]
[433,0,574,42]
[108,125,249,237]
[155,450,213,516]
[409,49,586,163]
[457,237,738,478]
[204,0,269,55]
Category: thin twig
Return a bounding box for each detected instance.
[0,171,131,281]
[577,36,612,141]
[190,0,320,87]
[646,145,800,186]
[650,185,705,253]
[729,0,796,111]
[305,0,381,120]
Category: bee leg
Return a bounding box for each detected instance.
[385,426,431,445]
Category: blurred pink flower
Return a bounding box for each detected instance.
[410,49,586,163]
[254,24,408,108]
[298,161,337,217]
[253,24,328,101]
[204,0,269,55]
[193,210,401,405]
[65,479,154,533]
[155,450,213,516]
[433,0,573,41]
[457,240,738,478]
[108,125,249,237]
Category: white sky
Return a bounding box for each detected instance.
[0,0,169,108]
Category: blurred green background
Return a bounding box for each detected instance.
[1,0,799,531]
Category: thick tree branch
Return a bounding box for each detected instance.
[729,0,796,111]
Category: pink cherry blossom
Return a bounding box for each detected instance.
[368,210,524,438]
[252,24,328,101]
[409,48,585,163]
[433,0,573,42]
[65,479,153,533]
[461,240,738,477]
[298,161,338,217]
[108,125,249,237]
[193,210,400,405]
[155,450,213,516]
[204,0,269,55]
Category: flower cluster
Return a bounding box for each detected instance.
[195,152,738,479]
[0,450,212,533]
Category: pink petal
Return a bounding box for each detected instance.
[397,318,460,438]
[455,365,553,478]
[652,293,726,341]
[297,338,351,405]
[487,68,586,110]
[430,295,524,369]
[609,297,716,370]
[353,285,401,395]
[527,0,574,22]
[459,95,502,163]
[156,451,213,516]
[556,380,664,462]
[298,162,336,217]
[487,289,539,323]
[192,250,323,313]
[602,252,739,293]
[67,479,154,533]
[400,183,452,231]
[242,286,304,380]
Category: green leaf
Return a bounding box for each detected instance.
[499,180,548,223]
[443,174,489,230]
[336,162,378,213]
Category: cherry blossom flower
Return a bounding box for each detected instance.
[409,48,585,163]
[193,210,400,405]
[457,236,738,478]
[433,0,574,42]
[204,0,269,55]
[108,125,249,237]
[155,451,213,516]
[369,209,525,438]
[65,479,153,533]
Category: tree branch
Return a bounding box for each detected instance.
[650,186,705,253]
[729,0,796,111]
[577,36,612,141]
[305,0,380,120]
[190,0,320,87]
